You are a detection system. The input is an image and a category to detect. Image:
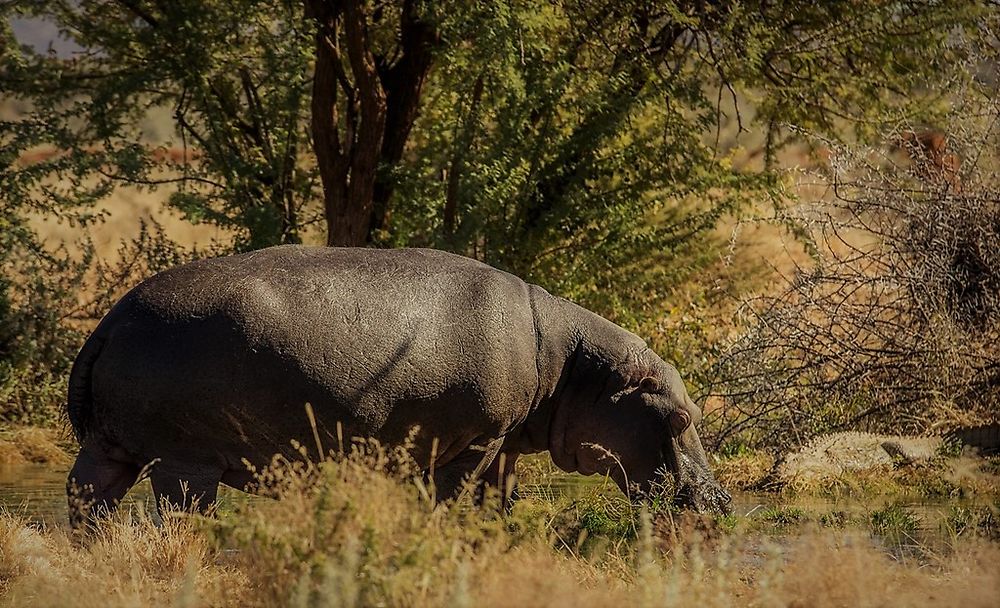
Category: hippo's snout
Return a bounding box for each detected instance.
[664,421,732,516]
[675,481,732,515]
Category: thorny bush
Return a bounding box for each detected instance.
[702,107,1000,451]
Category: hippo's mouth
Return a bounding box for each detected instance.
[637,461,732,515]
[659,447,733,515]
[673,481,733,515]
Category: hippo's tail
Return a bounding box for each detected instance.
[66,334,106,443]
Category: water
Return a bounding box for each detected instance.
[1,463,79,525]
[0,463,252,527]
[0,462,984,538]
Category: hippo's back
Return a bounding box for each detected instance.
[84,246,540,466]
[126,246,511,320]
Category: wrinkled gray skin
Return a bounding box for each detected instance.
[66,246,730,527]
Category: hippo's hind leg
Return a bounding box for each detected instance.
[67,442,141,530]
[149,462,222,517]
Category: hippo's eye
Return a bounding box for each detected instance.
[669,409,691,435]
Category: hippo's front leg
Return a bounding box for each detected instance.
[478,449,520,509]
[430,437,504,501]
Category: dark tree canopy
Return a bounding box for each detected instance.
[0,0,994,322]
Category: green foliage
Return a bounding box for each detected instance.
[5,0,992,335]
[755,505,806,528]
[714,1,989,146]
[0,240,90,426]
[387,0,992,325]
[516,489,643,556]
[943,504,1000,541]
[1,0,318,250]
[1,1,318,424]
[1,1,997,449]
[393,0,782,323]
[937,437,965,459]
[869,504,919,543]
[907,467,963,500]
[718,440,755,459]
[0,362,67,427]
[713,512,739,531]
[577,494,637,539]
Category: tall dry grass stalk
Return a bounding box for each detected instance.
[2,446,999,607]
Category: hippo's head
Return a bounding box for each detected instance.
[561,373,732,515]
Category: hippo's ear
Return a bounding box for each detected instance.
[638,376,660,393]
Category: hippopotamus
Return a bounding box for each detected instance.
[65,245,730,526]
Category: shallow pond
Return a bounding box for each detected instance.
[0,463,257,526]
[0,461,989,547]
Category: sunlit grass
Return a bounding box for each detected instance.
[714,448,1000,501]
[2,446,999,607]
[0,427,72,466]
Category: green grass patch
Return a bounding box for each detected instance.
[943,504,1000,541]
[819,510,851,528]
[755,506,806,528]
[870,504,920,543]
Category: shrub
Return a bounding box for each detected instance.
[702,101,1000,451]
[0,223,197,427]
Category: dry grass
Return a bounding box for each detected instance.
[2,448,999,607]
[713,451,775,492]
[713,447,1000,500]
[0,509,249,606]
[776,458,1000,502]
[29,186,221,262]
[0,428,71,466]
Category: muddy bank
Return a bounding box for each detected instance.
[0,428,72,466]
[714,446,1000,500]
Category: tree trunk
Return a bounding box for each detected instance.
[309,0,386,247]
[307,0,438,247]
[367,0,439,241]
